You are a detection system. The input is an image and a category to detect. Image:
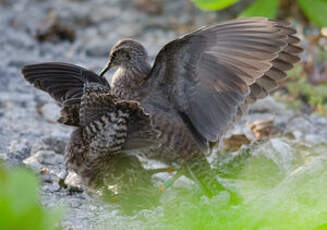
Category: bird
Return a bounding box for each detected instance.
[22,17,302,203]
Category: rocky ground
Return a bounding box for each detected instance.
[1,0,327,229]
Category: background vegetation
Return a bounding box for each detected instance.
[193,0,327,27]
[193,0,327,116]
[0,163,62,230]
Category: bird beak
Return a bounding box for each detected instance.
[100,60,112,77]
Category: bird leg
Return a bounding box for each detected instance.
[182,159,243,204]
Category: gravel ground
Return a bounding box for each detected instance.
[1,0,327,229]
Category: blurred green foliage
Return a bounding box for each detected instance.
[192,0,327,27]
[0,163,62,230]
[297,0,327,27]
[101,143,327,230]
[240,0,278,19]
[274,64,327,116]
[190,0,239,10]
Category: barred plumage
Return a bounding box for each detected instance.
[22,17,302,204]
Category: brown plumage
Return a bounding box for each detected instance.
[22,18,302,201]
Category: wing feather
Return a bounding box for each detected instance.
[143,17,302,147]
[22,62,109,103]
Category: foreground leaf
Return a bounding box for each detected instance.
[297,0,327,27]
[240,0,278,19]
[192,0,239,11]
[0,166,62,230]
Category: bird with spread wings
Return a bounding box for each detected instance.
[22,18,302,202]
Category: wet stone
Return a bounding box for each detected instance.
[23,150,64,172]
[31,134,68,155]
[8,139,31,162]
[36,10,76,43]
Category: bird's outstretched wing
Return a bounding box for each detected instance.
[22,62,110,126]
[144,17,302,147]
[22,62,110,103]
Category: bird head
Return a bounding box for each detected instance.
[100,38,148,76]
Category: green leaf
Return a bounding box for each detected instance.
[6,169,39,215]
[192,0,239,11]
[297,0,327,27]
[0,166,63,230]
[240,0,278,19]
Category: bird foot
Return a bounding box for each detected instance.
[57,170,84,194]
[58,178,84,194]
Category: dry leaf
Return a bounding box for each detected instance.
[222,134,251,152]
[247,117,279,139]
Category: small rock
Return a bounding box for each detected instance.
[23,155,43,171]
[41,173,55,184]
[116,23,143,37]
[134,0,163,15]
[32,135,68,155]
[249,97,287,114]
[23,150,64,171]
[305,134,327,145]
[36,10,75,43]
[42,135,67,155]
[69,198,83,208]
[286,115,314,134]
[38,101,61,123]
[222,134,251,152]
[85,39,111,57]
[291,130,303,139]
[0,152,8,161]
[247,117,279,139]
[8,139,31,161]
[40,167,50,175]
[253,138,295,172]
